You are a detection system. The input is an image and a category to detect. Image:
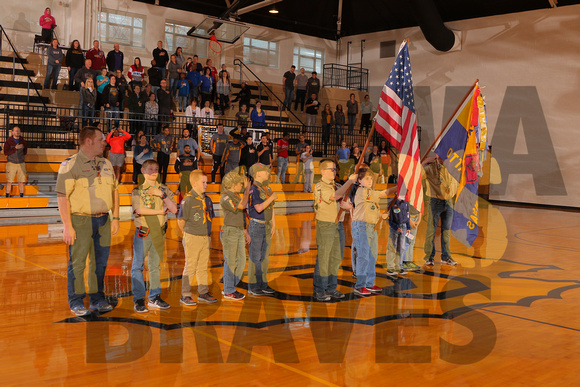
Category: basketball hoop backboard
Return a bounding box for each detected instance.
[187,17,249,44]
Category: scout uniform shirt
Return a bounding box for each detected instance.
[248,181,274,222]
[131,182,176,228]
[220,189,245,228]
[56,150,118,215]
[178,189,211,236]
[352,187,382,225]
[314,177,338,223]
[423,161,459,200]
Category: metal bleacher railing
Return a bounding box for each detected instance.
[322,63,369,91]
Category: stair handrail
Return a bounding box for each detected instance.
[0,25,49,110]
[233,58,305,127]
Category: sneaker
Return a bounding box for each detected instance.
[248,289,265,296]
[89,300,113,312]
[262,286,276,294]
[313,292,331,301]
[425,258,435,266]
[70,304,90,316]
[368,285,383,294]
[134,299,149,313]
[198,293,217,303]
[404,261,421,271]
[442,257,458,266]
[148,295,170,309]
[354,287,372,296]
[327,289,346,299]
[180,296,197,306]
[386,268,397,276]
[5,194,9,198]
[223,291,245,301]
[399,268,408,275]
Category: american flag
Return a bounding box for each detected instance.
[375,41,424,214]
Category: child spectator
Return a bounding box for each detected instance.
[301,145,313,193]
[177,72,190,112]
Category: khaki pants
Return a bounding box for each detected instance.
[181,233,210,296]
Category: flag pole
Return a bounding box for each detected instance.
[335,119,376,222]
[421,79,479,162]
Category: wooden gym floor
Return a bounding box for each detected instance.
[1,199,579,385]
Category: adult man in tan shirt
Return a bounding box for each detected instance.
[56,127,120,316]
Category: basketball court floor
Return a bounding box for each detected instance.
[1,199,579,385]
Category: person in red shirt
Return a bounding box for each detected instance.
[106,127,132,181]
[276,131,290,183]
[86,40,106,71]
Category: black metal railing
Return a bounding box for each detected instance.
[323,63,369,91]
[0,24,48,109]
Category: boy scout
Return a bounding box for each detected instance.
[177,170,217,305]
[56,126,120,316]
[220,171,251,300]
[351,168,395,296]
[131,159,178,313]
[313,159,356,301]
[247,163,277,296]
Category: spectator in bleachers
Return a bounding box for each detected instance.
[39,8,56,43]
[222,135,242,175]
[210,124,229,182]
[304,93,319,132]
[168,54,182,98]
[360,94,373,134]
[144,92,159,137]
[320,103,333,147]
[134,134,153,182]
[251,101,266,129]
[74,59,96,89]
[200,100,215,125]
[216,71,231,114]
[148,60,162,96]
[66,40,84,91]
[157,79,173,125]
[232,81,252,111]
[128,57,146,90]
[334,104,345,145]
[131,130,145,183]
[199,67,213,107]
[204,59,218,104]
[366,144,381,175]
[96,67,109,113]
[305,71,320,99]
[106,127,131,182]
[256,133,272,166]
[3,126,28,198]
[301,145,313,193]
[174,144,197,200]
[189,55,203,73]
[335,141,351,183]
[185,98,200,138]
[106,43,124,73]
[293,134,307,183]
[240,134,258,176]
[219,63,230,79]
[115,69,128,100]
[152,41,169,80]
[103,75,123,130]
[346,93,358,135]
[80,78,96,128]
[152,125,174,184]
[276,132,290,183]
[294,68,308,112]
[177,73,190,113]
[44,38,63,90]
[186,65,201,104]
[175,47,185,69]
[235,104,249,127]
[281,65,296,111]
[86,40,106,71]
[127,84,147,134]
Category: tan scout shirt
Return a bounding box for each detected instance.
[423,161,458,200]
[131,182,175,228]
[352,187,382,224]
[314,177,338,223]
[56,150,118,214]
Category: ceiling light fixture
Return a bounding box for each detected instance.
[269,6,279,14]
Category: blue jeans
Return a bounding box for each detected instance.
[169,78,179,97]
[68,67,80,91]
[335,124,343,145]
[248,219,271,291]
[348,114,356,134]
[179,96,188,112]
[282,87,294,110]
[131,228,162,302]
[81,103,95,128]
[221,225,246,294]
[424,197,453,261]
[404,226,418,262]
[352,220,377,289]
[44,63,61,89]
[107,106,120,130]
[67,214,110,308]
[277,156,288,183]
[156,67,166,81]
[387,223,408,271]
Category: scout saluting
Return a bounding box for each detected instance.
[220,171,251,300]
